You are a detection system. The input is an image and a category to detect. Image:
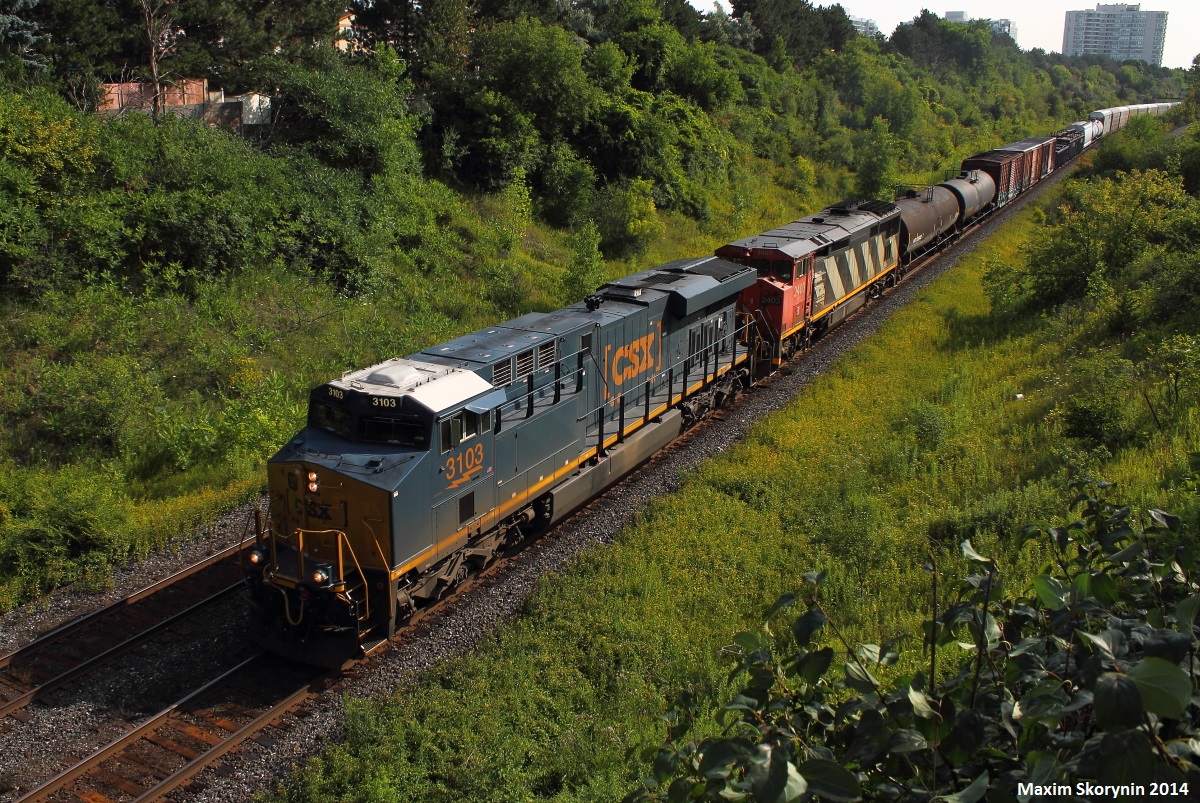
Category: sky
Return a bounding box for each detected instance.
[691,1,1198,70]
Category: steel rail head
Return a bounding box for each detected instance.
[0,537,256,671]
[12,652,268,803]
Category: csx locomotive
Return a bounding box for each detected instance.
[245,101,1176,664]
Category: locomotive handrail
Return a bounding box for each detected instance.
[574,320,753,426]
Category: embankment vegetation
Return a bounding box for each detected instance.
[2,1,1197,798]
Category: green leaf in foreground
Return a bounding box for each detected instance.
[1032,574,1067,610]
[1125,657,1192,719]
[796,759,861,801]
[938,771,988,803]
[1093,672,1144,730]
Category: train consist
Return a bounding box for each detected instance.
[245,101,1176,663]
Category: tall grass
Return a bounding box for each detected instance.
[276,187,1200,802]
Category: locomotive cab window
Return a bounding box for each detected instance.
[310,402,352,438]
[359,415,428,448]
[439,410,489,453]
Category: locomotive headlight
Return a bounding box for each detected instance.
[306,470,319,493]
[247,548,267,565]
[311,563,333,586]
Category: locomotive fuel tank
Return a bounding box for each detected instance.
[940,171,996,222]
[895,185,960,259]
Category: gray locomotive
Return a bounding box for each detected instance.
[247,258,757,661]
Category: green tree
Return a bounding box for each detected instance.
[732,0,853,66]
[252,48,422,177]
[665,39,742,111]
[852,116,897,200]
[1020,169,1196,306]
[890,10,992,83]
[26,0,342,90]
[1182,54,1200,123]
[561,219,605,302]
[0,0,46,74]
[536,141,596,227]
[474,17,599,141]
[592,177,663,258]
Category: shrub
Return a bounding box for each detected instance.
[633,486,1200,802]
[592,178,664,259]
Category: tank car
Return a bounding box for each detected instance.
[245,258,756,663]
[894,185,960,262]
[940,170,996,223]
[716,200,901,364]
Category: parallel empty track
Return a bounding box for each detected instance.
[14,652,330,802]
[0,539,252,725]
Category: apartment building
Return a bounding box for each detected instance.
[1063,4,1167,66]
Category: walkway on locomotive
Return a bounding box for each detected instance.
[403,256,757,575]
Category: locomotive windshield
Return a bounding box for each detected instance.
[311,401,352,438]
[358,415,428,448]
[749,258,793,281]
[309,400,429,448]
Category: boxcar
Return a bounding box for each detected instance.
[996,137,1055,187]
[960,150,1025,207]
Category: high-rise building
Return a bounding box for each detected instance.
[849,15,880,37]
[1063,4,1167,66]
[990,18,1017,43]
[942,12,1017,44]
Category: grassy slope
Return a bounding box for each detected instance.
[276,177,1200,801]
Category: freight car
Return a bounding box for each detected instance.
[245,99,1178,664]
[895,185,961,261]
[997,137,1056,187]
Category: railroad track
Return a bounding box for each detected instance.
[0,538,253,725]
[13,652,330,803]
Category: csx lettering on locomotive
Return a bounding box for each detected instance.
[611,333,656,384]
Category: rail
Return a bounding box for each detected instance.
[0,536,255,722]
[13,652,330,803]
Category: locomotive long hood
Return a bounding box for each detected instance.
[269,429,428,493]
